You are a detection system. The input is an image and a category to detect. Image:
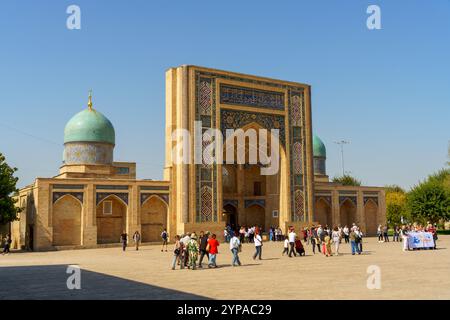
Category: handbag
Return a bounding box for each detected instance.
[174,248,180,255]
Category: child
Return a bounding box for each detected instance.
[282,236,289,255]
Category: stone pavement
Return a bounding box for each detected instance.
[1,236,449,299]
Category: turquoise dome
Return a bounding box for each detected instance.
[313,135,326,158]
[64,108,115,145]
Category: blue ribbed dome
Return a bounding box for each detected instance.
[313,135,326,158]
[64,108,115,145]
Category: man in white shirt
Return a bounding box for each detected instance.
[253,232,263,260]
[288,229,297,257]
[230,232,241,266]
[317,225,324,240]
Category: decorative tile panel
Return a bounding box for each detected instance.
[200,186,213,222]
[363,196,378,206]
[140,193,169,205]
[290,94,302,127]
[220,109,286,147]
[223,199,238,209]
[96,192,128,205]
[53,192,83,204]
[199,80,212,115]
[293,190,304,222]
[292,142,302,174]
[339,196,357,206]
[244,199,265,208]
[220,84,285,110]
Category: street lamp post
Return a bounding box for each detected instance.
[334,140,350,176]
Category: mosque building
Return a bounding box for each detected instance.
[11,66,385,251]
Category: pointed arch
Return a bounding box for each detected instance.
[52,194,82,246]
[315,197,332,226]
[340,198,357,227]
[96,194,127,244]
[97,194,128,208]
[364,198,379,235]
[54,193,83,206]
[141,194,169,209]
[141,194,168,242]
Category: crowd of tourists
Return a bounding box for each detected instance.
[224,225,282,244]
[170,226,265,270]
[281,223,365,257]
[398,223,438,251]
[375,223,438,251]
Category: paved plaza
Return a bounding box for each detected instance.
[1,236,449,300]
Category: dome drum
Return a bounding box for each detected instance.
[63,142,113,165]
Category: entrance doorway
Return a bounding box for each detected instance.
[223,204,237,230]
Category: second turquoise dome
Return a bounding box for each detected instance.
[313,135,326,158]
[64,108,115,145]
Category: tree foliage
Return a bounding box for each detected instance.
[0,153,21,225]
[332,174,361,186]
[385,186,408,226]
[385,184,406,194]
[407,170,450,225]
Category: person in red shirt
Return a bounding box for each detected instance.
[207,234,220,268]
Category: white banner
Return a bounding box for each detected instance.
[407,232,435,249]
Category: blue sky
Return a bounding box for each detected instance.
[0,0,449,189]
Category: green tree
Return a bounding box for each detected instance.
[385,185,408,226]
[0,153,21,225]
[428,168,450,191]
[385,184,406,194]
[407,178,450,225]
[332,174,361,186]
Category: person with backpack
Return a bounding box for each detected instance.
[132,231,141,251]
[171,235,183,270]
[350,229,361,255]
[356,227,364,253]
[230,232,242,266]
[120,231,128,252]
[161,229,169,252]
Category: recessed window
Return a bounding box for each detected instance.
[116,167,130,175]
[103,201,112,215]
[254,182,262,196]
[272,210,279,218]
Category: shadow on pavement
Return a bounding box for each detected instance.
[0,265,209,300]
